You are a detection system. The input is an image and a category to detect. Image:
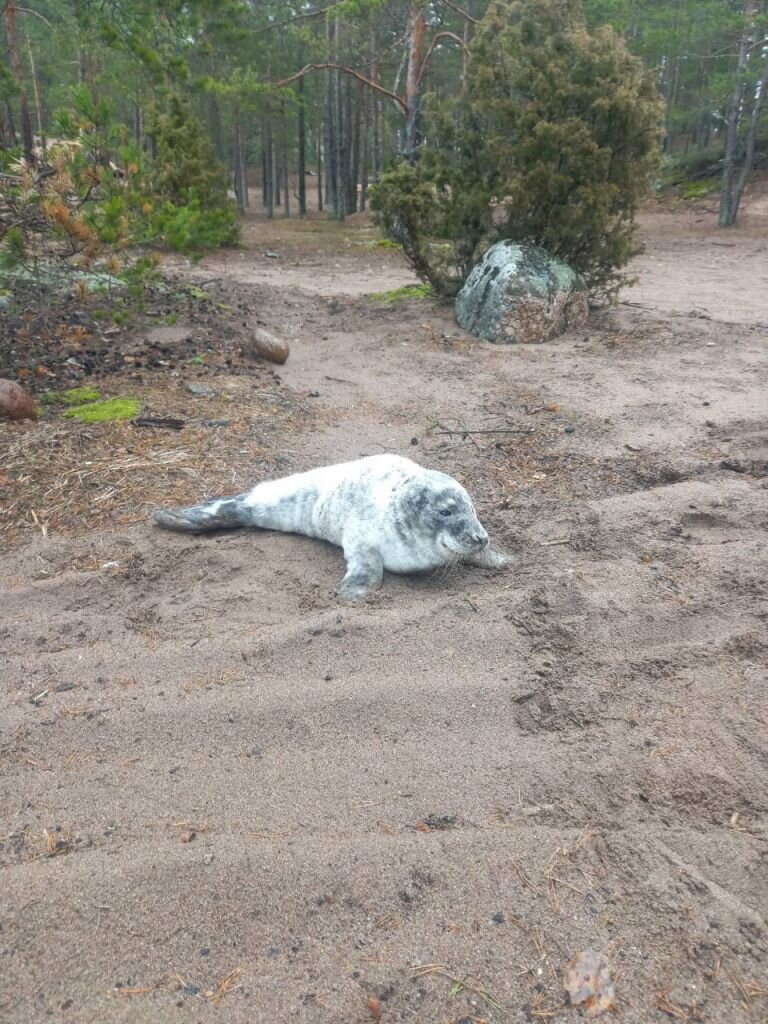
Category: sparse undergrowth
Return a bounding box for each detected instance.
[367,283,434,303]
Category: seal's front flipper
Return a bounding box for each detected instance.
[465,547,510,571]
[336,547,384,602]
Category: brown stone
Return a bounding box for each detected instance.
[0,379,38,421]
[243,327,290,365]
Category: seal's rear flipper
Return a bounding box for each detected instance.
[152,496,250,533]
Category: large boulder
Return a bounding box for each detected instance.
[455,241,588,343]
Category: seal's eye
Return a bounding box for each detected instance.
[440,508,453,517]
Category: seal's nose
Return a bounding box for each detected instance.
[471,529,489,547]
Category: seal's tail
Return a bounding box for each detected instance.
[153,494,250,533]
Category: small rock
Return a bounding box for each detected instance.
[0,379,37,421]
[180,829,196,843]
[491,911,505,924]
[186,382,216,397]
[264,251,280,259]
[564,425,576,434]
[245,745,263,758]
[243,327,290,365]
[308,390,320,398]
[203,853,214,865]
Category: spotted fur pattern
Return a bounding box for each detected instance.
[152,454,508,599]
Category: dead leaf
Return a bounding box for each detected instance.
[366,996,383,1021]
[564,948,616,1017]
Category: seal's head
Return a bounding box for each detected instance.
[402,476,489,559]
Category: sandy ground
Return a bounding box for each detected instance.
[2,196,768,1023]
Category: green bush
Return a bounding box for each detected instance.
[371,0,663,298]
[143,191,238,254]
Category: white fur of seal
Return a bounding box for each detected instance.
[153,454,507,599]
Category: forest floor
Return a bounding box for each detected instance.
[1,189,768,1024]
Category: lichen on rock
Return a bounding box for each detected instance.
[455,242,588,344]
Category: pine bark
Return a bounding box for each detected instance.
[264,119,274,219]
[334,16,346,220]
[403,3,426,160]
[728,58,768,225]
[719,0,757,226]
[5,0,35,162]
[297,74,307,217]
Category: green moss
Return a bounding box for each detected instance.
[63,397,141,422]
[367,283,434,303]
[41,386,102,406]
[62,386,103,406]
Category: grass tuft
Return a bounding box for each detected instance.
[367,283,433,303]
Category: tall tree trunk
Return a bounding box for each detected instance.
[233,107,248,212]
[403,3,426,161]
[324,13,337,215]
[297,74,307,217]
[316,125,323,213]
[5,1,35,162]
[26,35,44,151]
[208,96,224,161]
[283,107,290,218]
[134,105,145,149]
[265,119,274,219]
[369,26,380,182]
[349,80,362,213]
[359,85,369,212]
[334,16,346,220]
[720,0,757,227]
[4,102,18,147]
[728,59,768,225]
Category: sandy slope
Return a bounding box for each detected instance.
[2,203,768,1023]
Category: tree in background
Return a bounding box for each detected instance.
[371,0,663,297]
[1,0,766,248]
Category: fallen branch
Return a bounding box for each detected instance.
[433,427,535,436]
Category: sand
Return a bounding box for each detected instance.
[2,193,767,1023]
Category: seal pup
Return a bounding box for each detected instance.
[153,454,507,600]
